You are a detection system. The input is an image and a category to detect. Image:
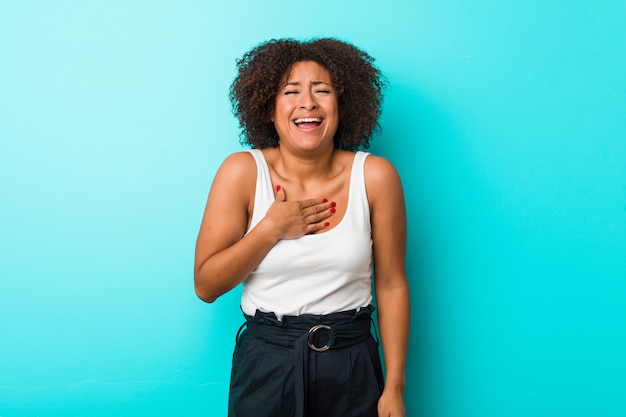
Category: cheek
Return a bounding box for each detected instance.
[272,100,290,121]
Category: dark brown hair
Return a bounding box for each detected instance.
[229,38,386,151]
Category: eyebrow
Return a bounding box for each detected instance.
[284,81,332,87]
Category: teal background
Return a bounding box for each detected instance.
[1,1,625,416]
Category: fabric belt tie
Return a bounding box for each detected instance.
[244,314,372,417]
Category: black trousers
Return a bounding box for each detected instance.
[228,307,384,417]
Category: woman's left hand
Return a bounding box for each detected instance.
[377,387,406,417]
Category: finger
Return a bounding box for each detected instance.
[275,184,286,202]
[302,200,336,216]
[306,219,331,234]
[299,197,332,209]
[304,202,337,219]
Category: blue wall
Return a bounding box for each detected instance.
[1,1,625,416]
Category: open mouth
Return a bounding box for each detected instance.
[294,117,323,128]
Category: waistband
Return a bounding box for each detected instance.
[237,305,376,417]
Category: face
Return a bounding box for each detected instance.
[272,61,339,153]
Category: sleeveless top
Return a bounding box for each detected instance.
[241,150,373,319]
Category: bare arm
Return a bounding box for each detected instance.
[365,156,410,417]
[194,152,336,303]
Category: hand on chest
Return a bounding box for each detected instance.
[270,169,352,232]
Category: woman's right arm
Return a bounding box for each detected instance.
[194,152,334,303]
[194,152,276,303]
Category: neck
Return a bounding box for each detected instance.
[274,145,337,181]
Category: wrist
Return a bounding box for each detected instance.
[255,217,283,243]
[383,372,406,391]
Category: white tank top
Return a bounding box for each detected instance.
[241,150,373,319]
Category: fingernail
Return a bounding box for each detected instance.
[324,222,330,227]
[276,185,281,191]
[330,208,336,213]
[323,198,328,203]
[331,201,336,207]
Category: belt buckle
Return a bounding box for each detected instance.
[307,324,332,352]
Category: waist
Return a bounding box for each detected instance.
[241,305,375,351]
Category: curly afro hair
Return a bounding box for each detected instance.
[229,38,386,151]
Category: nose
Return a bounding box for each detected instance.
[299,90,318,110]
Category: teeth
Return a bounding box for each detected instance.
[294,117,322,124]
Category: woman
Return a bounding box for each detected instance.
[194,38,409,417]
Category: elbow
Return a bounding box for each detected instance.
[194,263,240,303]
[194,285,218,304]
[194,272,219,303]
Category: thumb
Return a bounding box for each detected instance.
[275,184,286,202]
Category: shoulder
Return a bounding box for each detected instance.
[363,154,404,205]
[212,151,258,183]
[363,154,402,185]
[209,151,258,201]
[218,150,257,172]
[197,153,256,260]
